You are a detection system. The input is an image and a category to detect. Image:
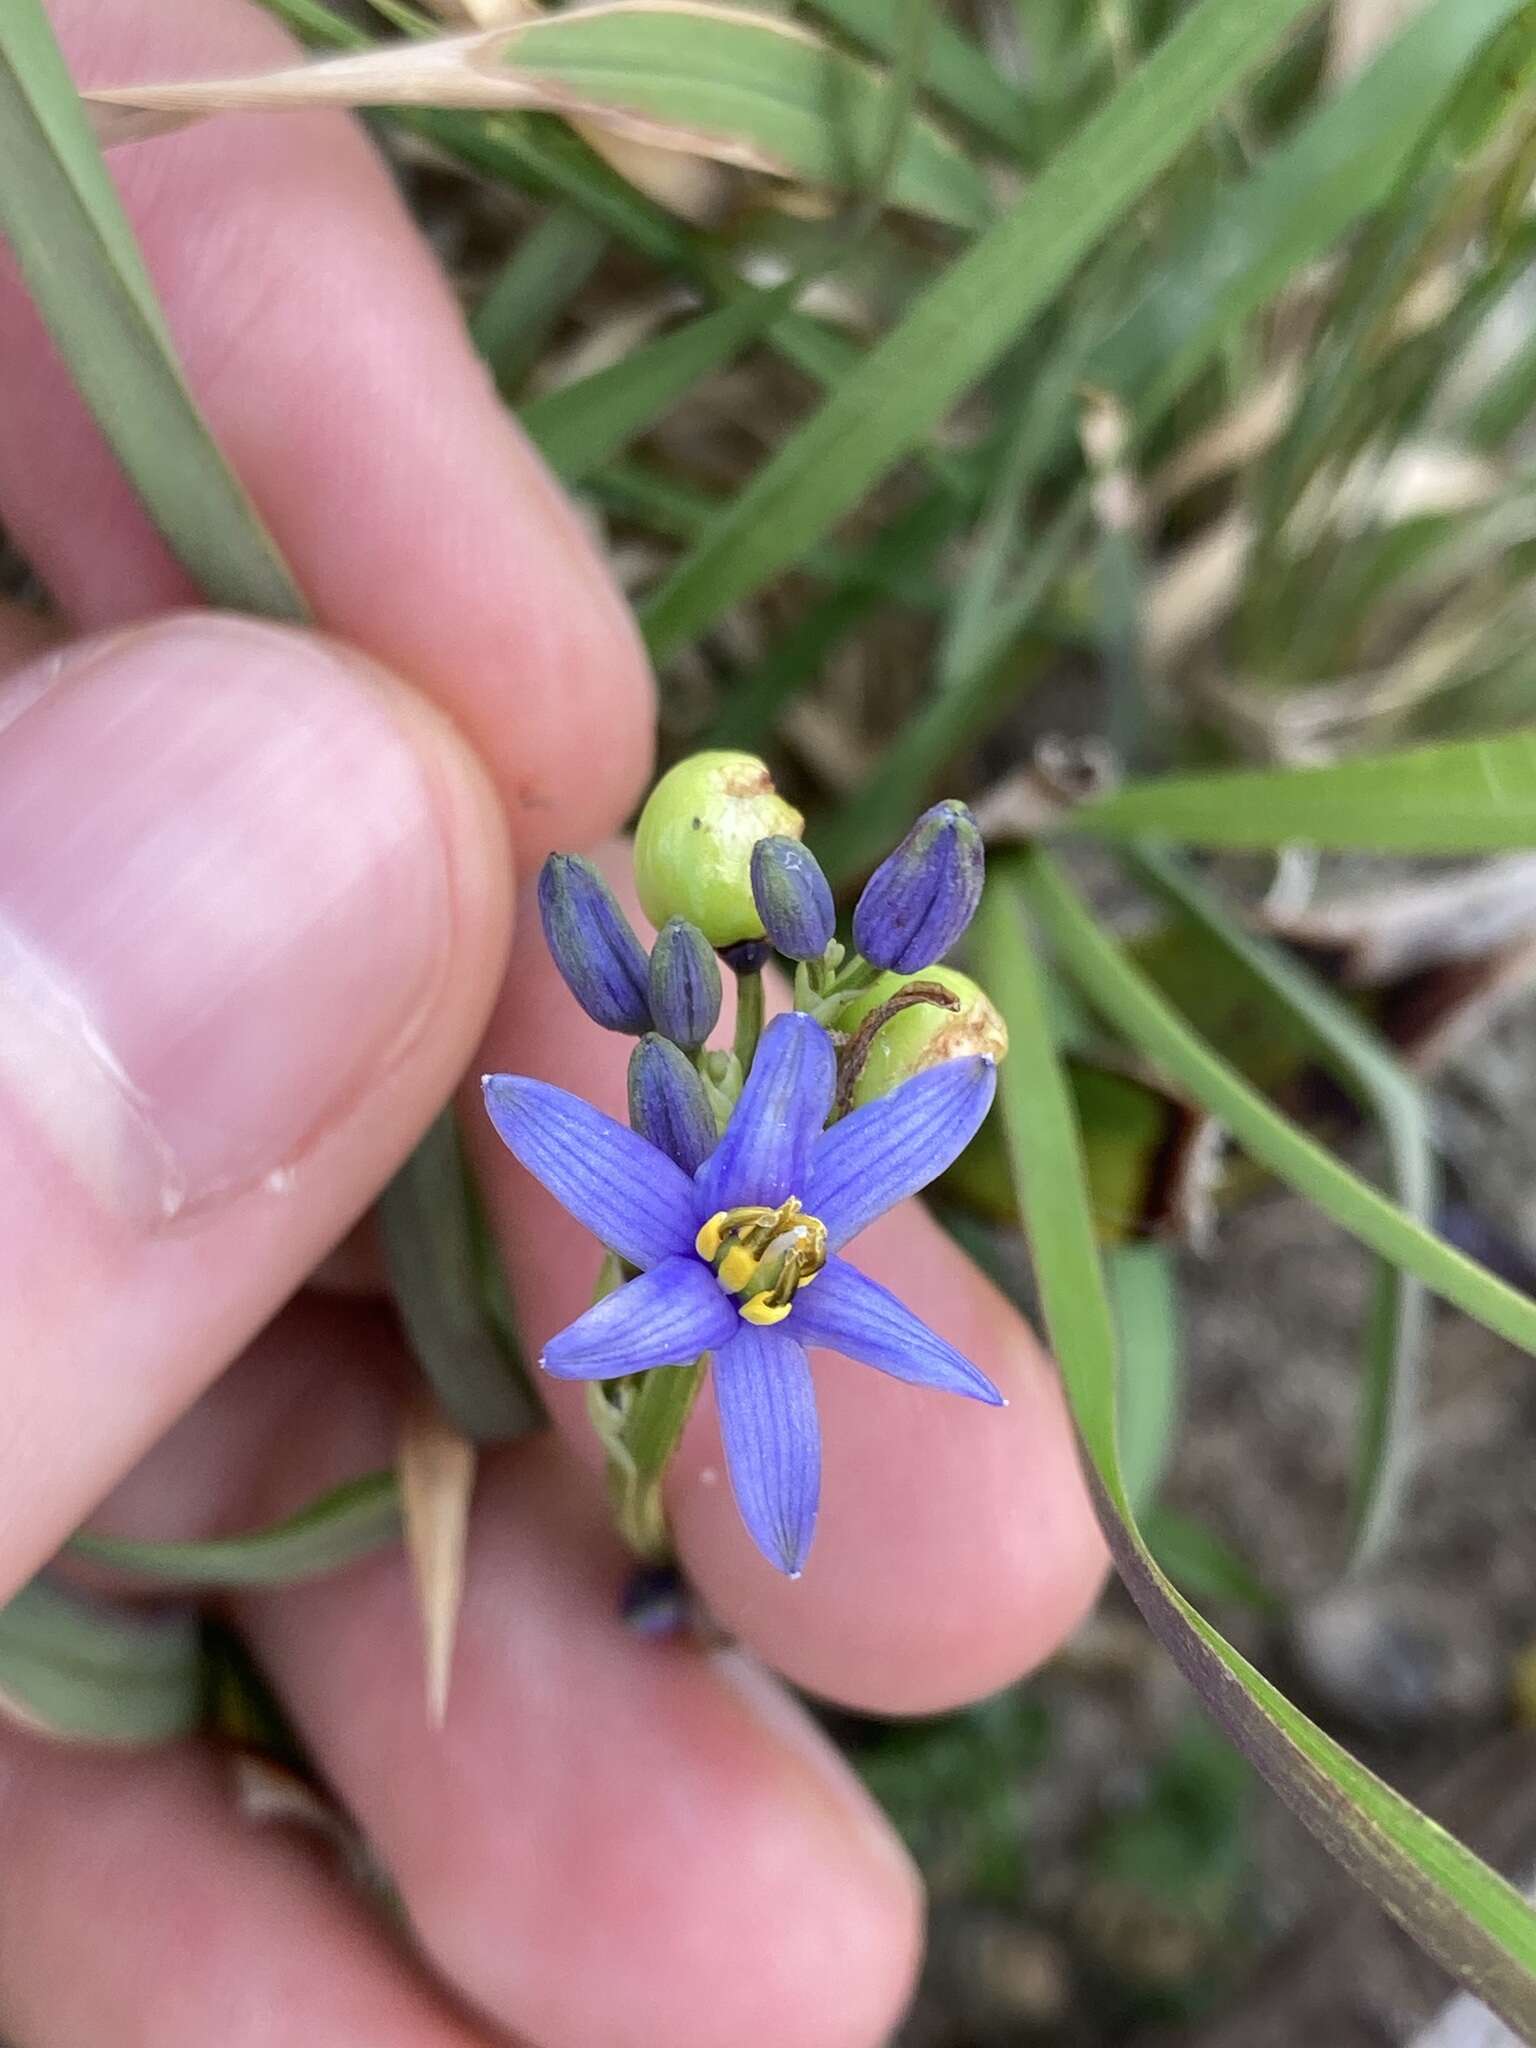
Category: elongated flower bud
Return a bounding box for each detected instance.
[628,1034,717,1174]
[838,966,1007,1109]
[538,853,652,1034]
[648,917,722,1050]
[852,800,984,972]
[634,750,804,946]
[750,836,834,961]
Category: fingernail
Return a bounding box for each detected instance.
[0,616,452,1225]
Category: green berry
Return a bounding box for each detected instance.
[634,752,804,947]
[838,966,1007,1108]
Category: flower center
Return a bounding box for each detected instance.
[696,1197,829,1327]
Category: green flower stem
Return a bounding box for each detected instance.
[608,1358,709,1560]
[733,966,766,1073]
[585,1252,708,1560]
[809,953,881,1025]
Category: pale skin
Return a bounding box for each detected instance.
[0,3,1107,2042]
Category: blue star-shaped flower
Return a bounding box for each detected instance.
[483,1013,1001,1576]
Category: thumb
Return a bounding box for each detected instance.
[0,611,509,1598]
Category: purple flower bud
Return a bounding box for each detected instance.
[620,1561,692,1638]
[648,917,722,1051]
[538,853,652,1034]
[751,836,835,961]
[852,800,984,973]
[627,1033,717,1174]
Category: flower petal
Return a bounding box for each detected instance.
[482,1075,696,1270]
[694,1012,836,1215]
[790,1257,1003,1404]
[803,1055,996,1250]
[712,1325,821,1578]
[542,1255,737,1380]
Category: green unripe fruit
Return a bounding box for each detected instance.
[634,751,804,947]
[838,965,1007,1108]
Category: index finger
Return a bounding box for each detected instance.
[0,0,653,861]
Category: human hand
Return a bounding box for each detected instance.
[0,4,1105,2042]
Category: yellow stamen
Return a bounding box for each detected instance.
[695,1214,729,1262]
[740,1295,795,1326]
[697,1198,828,1323]
[717,1243,759,1293]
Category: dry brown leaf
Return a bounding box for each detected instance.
[398,1398,477,1727]
[1144,509,1253,669]
[570,120,732,222]
[88,29,528,143]
[1149,366,1299,509]
[421,0,534,21]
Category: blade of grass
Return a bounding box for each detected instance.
[1107,1242,1181,1515]
[1070,728,1536,852]
[473,3,992,232]
[853,0,930,225]
[638,0,1334,662]
[1143,1508,1280,1615]
[470,203,609,395]
[1013,849,1536,1358]
[0,0,304,617]
[785,0,1525,846]
[814,489,1087,883]
[1123,843,1433,1564]
[704,487,957,750]
[69,1474,401,1588]
[978,868,1536,2031]
[801,0,1035,157]
[1088,0,1532,420]
[375,1107,540,1442]
[522,280,797,483]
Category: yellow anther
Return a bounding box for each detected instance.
[740,1295,795,1326]
[697,1198,828,1324]
[695,1214,728,1262]
[695,1205,775,1263]
[717,1243,760,1293]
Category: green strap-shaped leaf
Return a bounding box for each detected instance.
[802,0,1034,156]
[977,866,1536,2033]
[69,1473,401,1588]
[523,281,797,484]
[1123,844,1433,1564]
[1071,729,1536,852]
[1013,850,1536,1358]
[472,204,610,396]
[1106,1242,1181,1517]
[375,1109,540,1443]
[640,0,1324,659]
[0,1578,206,1745]
[493,3,991,231]
[0,0,304,618]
